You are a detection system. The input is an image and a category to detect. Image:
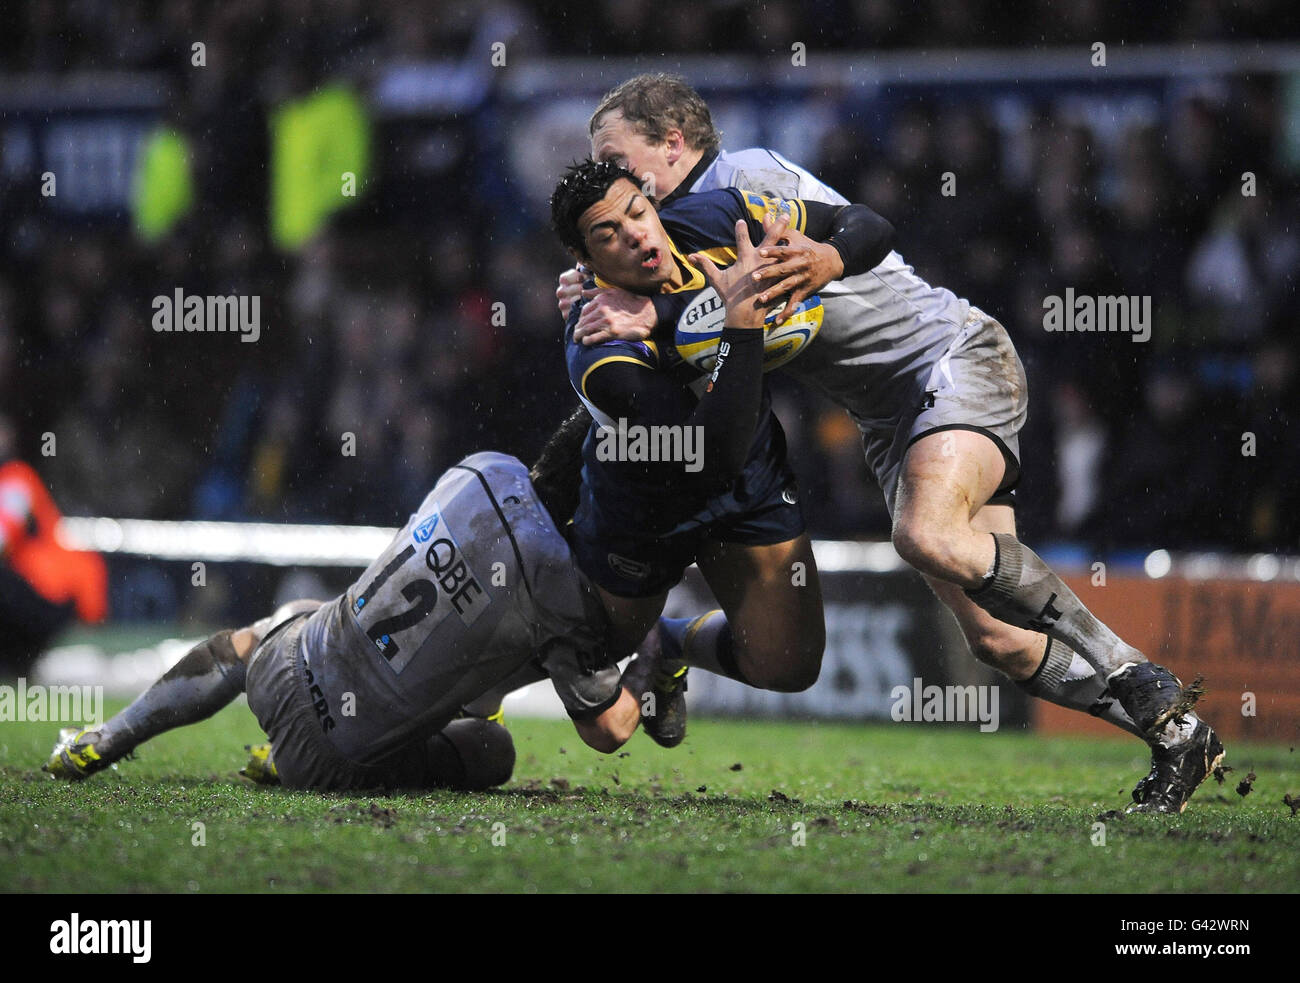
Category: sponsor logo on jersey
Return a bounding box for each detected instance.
[351,506,489,674]
[412,510,441,543]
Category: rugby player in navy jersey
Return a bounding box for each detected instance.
[550,159,893,747]
[43,416,645,790]
[557,75,1223,814]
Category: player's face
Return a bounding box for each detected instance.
[575,178,676,293]
[591,111,677,200]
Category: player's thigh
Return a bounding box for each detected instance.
[696,533,825,670]
[238,598,326,659]
[896,429,1009,526]
[921,503,1043,679]
[892,429,1010,577]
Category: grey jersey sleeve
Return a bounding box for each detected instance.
[541,640,623,721]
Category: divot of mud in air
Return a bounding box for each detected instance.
[1169,674,1207,724]
[1235,771,1256,798]
[1283,793,1300,817]
[1213,763,1233,785]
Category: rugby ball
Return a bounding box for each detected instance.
[673,287,822,374]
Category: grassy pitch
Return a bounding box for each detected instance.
[2,702,1297,893]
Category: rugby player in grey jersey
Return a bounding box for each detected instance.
[43,416,644,791]
[558,74,1223,815]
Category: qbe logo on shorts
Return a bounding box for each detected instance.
[607,552,651,582]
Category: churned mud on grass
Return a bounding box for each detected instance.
[8,714,1300,892]
[324,802,398,827]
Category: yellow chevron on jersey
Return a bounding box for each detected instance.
[740,191,806,233]
[669,192,806,294]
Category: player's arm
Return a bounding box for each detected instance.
[573,688,640,753]
[751,198,895,324]
[540,640,640,753]
[579,217,781,492]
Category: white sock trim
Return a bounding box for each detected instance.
[1105,661,1139,683]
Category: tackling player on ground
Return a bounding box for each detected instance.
[44,417,643,789]
[559,74,1223,815]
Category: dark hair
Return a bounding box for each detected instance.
[589,74,721,157]
[550,158,641,257]
[530,404,592,527]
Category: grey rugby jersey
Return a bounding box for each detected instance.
[688,148,972,429]
[296,452,618,763]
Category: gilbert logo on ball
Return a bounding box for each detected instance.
[674,287,823,374]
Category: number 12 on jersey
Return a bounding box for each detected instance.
[350,507,489,673]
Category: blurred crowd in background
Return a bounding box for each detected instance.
[5,0,1299,64]
[2,0,1299,563]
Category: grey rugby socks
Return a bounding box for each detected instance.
[90,630,247,763]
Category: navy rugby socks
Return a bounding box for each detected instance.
[660,611,752,686]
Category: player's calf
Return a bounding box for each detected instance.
[964,532,1211,747]
[42,629,248,780]
[963,532,1145,676]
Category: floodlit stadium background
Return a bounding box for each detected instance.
[3,1,1298,734]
